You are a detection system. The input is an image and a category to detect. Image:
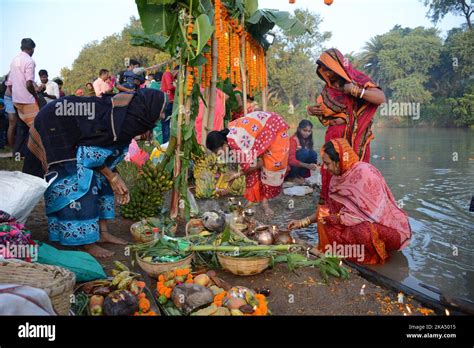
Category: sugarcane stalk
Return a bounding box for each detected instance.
[185,244,298,252]
[170,64,187,219]
[240,13,248,117]
[200,88,210,145]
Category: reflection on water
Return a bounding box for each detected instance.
[295,128,474,301]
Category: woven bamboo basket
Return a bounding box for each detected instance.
[130,220,177,244]
[136,252,194,278]
[0,259,76,315]
[217,253,270,276]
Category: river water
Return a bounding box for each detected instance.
[296,128,474,302]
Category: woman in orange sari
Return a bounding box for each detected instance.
[206,111,290,216]
[307,48,386,204]
[288,138,411,264]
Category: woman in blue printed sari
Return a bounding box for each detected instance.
[23,89,166,258]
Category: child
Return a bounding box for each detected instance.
[287,119,319,184]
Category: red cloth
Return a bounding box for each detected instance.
[320,124,347,202]
[317,48,379,160]
[160,71,175,102]
[288,135,301,167]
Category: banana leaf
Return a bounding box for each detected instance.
[246,9,310,49]
[193,14,214,55]
[135,0,178,36]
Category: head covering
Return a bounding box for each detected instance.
[25,89,165,176]
[321,138,359,174]
[316,48,379,161]
[117,88,166,143]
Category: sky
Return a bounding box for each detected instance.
[0,0,465,79]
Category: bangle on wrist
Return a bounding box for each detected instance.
[359,88,366,99]
[110,174,118,183]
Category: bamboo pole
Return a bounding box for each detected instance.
[207,33,218,134]
[240,13,248,117]
[262,53,268,112]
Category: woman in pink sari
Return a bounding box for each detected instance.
[288,138,411,264]
[307,48,386,204]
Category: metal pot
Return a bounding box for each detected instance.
[275,229,295,245]
[255,226,274,245]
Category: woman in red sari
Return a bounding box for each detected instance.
[307,48,385,204]
[288,138,411,264]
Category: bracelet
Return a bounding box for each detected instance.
[110,174,118,183]
[359,88,366,99]
[299,217,311,228]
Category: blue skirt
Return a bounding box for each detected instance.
[45,145,125,246]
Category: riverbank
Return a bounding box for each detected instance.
[23,191,435,316]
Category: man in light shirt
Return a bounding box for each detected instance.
[93,69,113,97]
[8,38,39,127]
[37,69,60,104]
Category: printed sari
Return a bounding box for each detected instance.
[227,111,289,202]
[316,48,380,202]
[24,89,166,246]
[317,138,411,264]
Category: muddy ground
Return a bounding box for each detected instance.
[0,153,434,315]
[21,189,432,316]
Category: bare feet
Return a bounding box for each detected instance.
[262,200,274,217]
[83,243,114,258]
[98,231,128,245]
[309,246,324,257]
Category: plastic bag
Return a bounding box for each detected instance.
[125,139,149,168]
[0,171,56,224]
[36,242,107,282]
[283,186,314,196]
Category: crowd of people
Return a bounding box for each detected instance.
[0,38,412,263]
[0,40,178,155]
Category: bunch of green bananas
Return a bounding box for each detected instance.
[193,152,244,199]
[121,161,173,220]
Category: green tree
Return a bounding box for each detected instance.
[266,9,330,118]
[60,17,169,93]
[423,0,472,29]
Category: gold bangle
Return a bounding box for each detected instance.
[110,174,118,183]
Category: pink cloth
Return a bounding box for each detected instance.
[195,88,226,144]
[93,78,111,97]
[329,161,412,249]
[8,51,36,104]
